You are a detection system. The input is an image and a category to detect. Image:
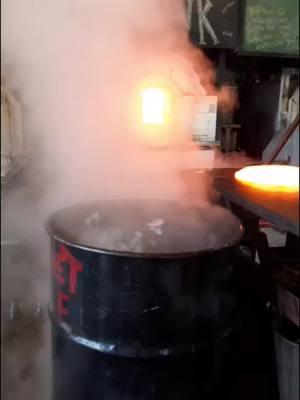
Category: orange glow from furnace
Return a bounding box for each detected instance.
[235,165,299,193]
[142,88,169,125]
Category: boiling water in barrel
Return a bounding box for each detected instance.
[47,200,243,399]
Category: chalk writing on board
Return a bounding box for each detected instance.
[243,4,299,54]
[186,0,193,30]
[222,30,233,37]
[186,0,220,45]
[222,1,236,14]
[186,0,239,49]
[198,0,220,45]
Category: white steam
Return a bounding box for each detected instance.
[1,1,240,399]
[2,0,237,212]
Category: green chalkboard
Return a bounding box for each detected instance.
[241,0,299,56]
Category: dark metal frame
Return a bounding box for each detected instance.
[266,114,300,164]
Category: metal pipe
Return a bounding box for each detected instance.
[266,114,299,164]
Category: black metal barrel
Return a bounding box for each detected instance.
[47,200,243,399]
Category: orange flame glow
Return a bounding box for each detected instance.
[142,88,169,125]
[235,165,300,193]
[129,77,179,148]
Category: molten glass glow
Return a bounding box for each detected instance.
[235,165,300,193]
[142,88,168,125]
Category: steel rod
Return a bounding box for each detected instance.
[266,114,299,164]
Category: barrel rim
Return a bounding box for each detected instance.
[46,200,244,259]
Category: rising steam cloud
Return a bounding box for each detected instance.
[2,0,237,211]
[2,1,238,399]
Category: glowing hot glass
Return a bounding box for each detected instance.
[235,165,299,193]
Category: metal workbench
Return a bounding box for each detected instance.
[210,168,299,237]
